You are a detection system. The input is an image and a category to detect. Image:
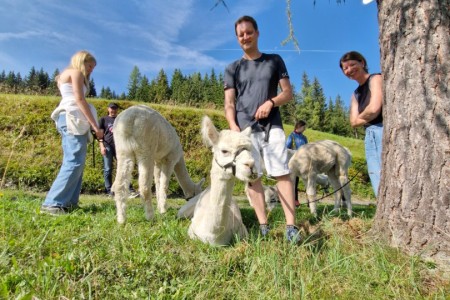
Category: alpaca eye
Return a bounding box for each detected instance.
[221,150,229,155]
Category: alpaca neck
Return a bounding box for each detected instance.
[209,169,235,205]
[206,163,236,223]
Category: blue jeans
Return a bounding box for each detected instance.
[365,123,383,197]
[102,145,115,193]
[43,114,88,208]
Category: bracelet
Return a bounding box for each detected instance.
[267,98,275,107]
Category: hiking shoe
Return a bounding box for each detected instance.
[294,200,300,207]
[106,191,114,197]
[40,206,69,216]
[259,224,270,237]
[128,191,140,199]
[286,225,302,244]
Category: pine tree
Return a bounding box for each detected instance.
[88,78,97,97]
[295,72,313,126]
[48,68,60,96]
[0,70,6,83]
[185,72,203,106]
[170,69,185,104]
[127,66,141,100]
[37,67,50,93]
[154,69,170,103]
[309,77,326,131]
[136,75,152,102]
[280,83,297,125]
[100,86,114,99]
[26,67,39,94]
[5,71,17,92]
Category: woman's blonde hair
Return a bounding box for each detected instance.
[68,50,97,93]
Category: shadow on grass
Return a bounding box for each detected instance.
[79,202,116,215]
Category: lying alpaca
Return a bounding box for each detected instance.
[112,105,204,224]
[177,116,258,246]
[288,140,352,216]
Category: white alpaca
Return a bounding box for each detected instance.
[177,116,258,246]
[244,148,330,211]
[112,105,204,224]
[288,140,352,217]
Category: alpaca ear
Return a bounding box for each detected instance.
[241,126,252,137]
[201,116,219,147]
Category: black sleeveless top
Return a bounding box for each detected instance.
[354,73,383,126]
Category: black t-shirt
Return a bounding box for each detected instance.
[354,73,383,126]
[224,53,289,130]
[99,115,116,149]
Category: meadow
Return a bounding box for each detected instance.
[1,190,449,299]
[1,94,449,298]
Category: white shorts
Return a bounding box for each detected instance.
[250,127,290,178]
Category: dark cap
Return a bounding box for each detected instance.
[108,102,119,109]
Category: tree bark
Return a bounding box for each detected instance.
[374,0,450,268]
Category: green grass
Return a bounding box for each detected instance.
[1,190,448,299]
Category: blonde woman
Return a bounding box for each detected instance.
[41,50,104,215]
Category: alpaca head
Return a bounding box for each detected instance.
[201,116,258,182]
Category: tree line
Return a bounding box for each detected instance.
[0,66,362,138]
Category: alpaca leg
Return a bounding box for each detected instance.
[138,158,155,220]
[153,164,161,210]
[339,174,352,217]
[114,156,134,224]
[327,173,342,213]
[305,175,317,216]
[155,162,175,214]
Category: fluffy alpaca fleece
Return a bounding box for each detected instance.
[288,140,352,216]
[177,116,258,246]
[244,148,330,211]
[112,105,204,224]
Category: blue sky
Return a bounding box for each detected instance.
[0,0,379,107]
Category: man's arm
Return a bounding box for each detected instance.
[224,88,240,131]
[254,78,293,121]
[272,77,293,106]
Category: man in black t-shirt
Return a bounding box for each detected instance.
[223,16,300,243]
[99,103,138,198]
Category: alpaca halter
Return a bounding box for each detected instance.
[214,147,248,176]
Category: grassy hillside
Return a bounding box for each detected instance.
[0,93,374,199]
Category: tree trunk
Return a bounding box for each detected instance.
[374,0,450,268]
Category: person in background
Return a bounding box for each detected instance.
[340,51,383,197]
[41,50,104,215]
[99,102,138,198]
[224,15,300,243]
[285,120,308,206]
